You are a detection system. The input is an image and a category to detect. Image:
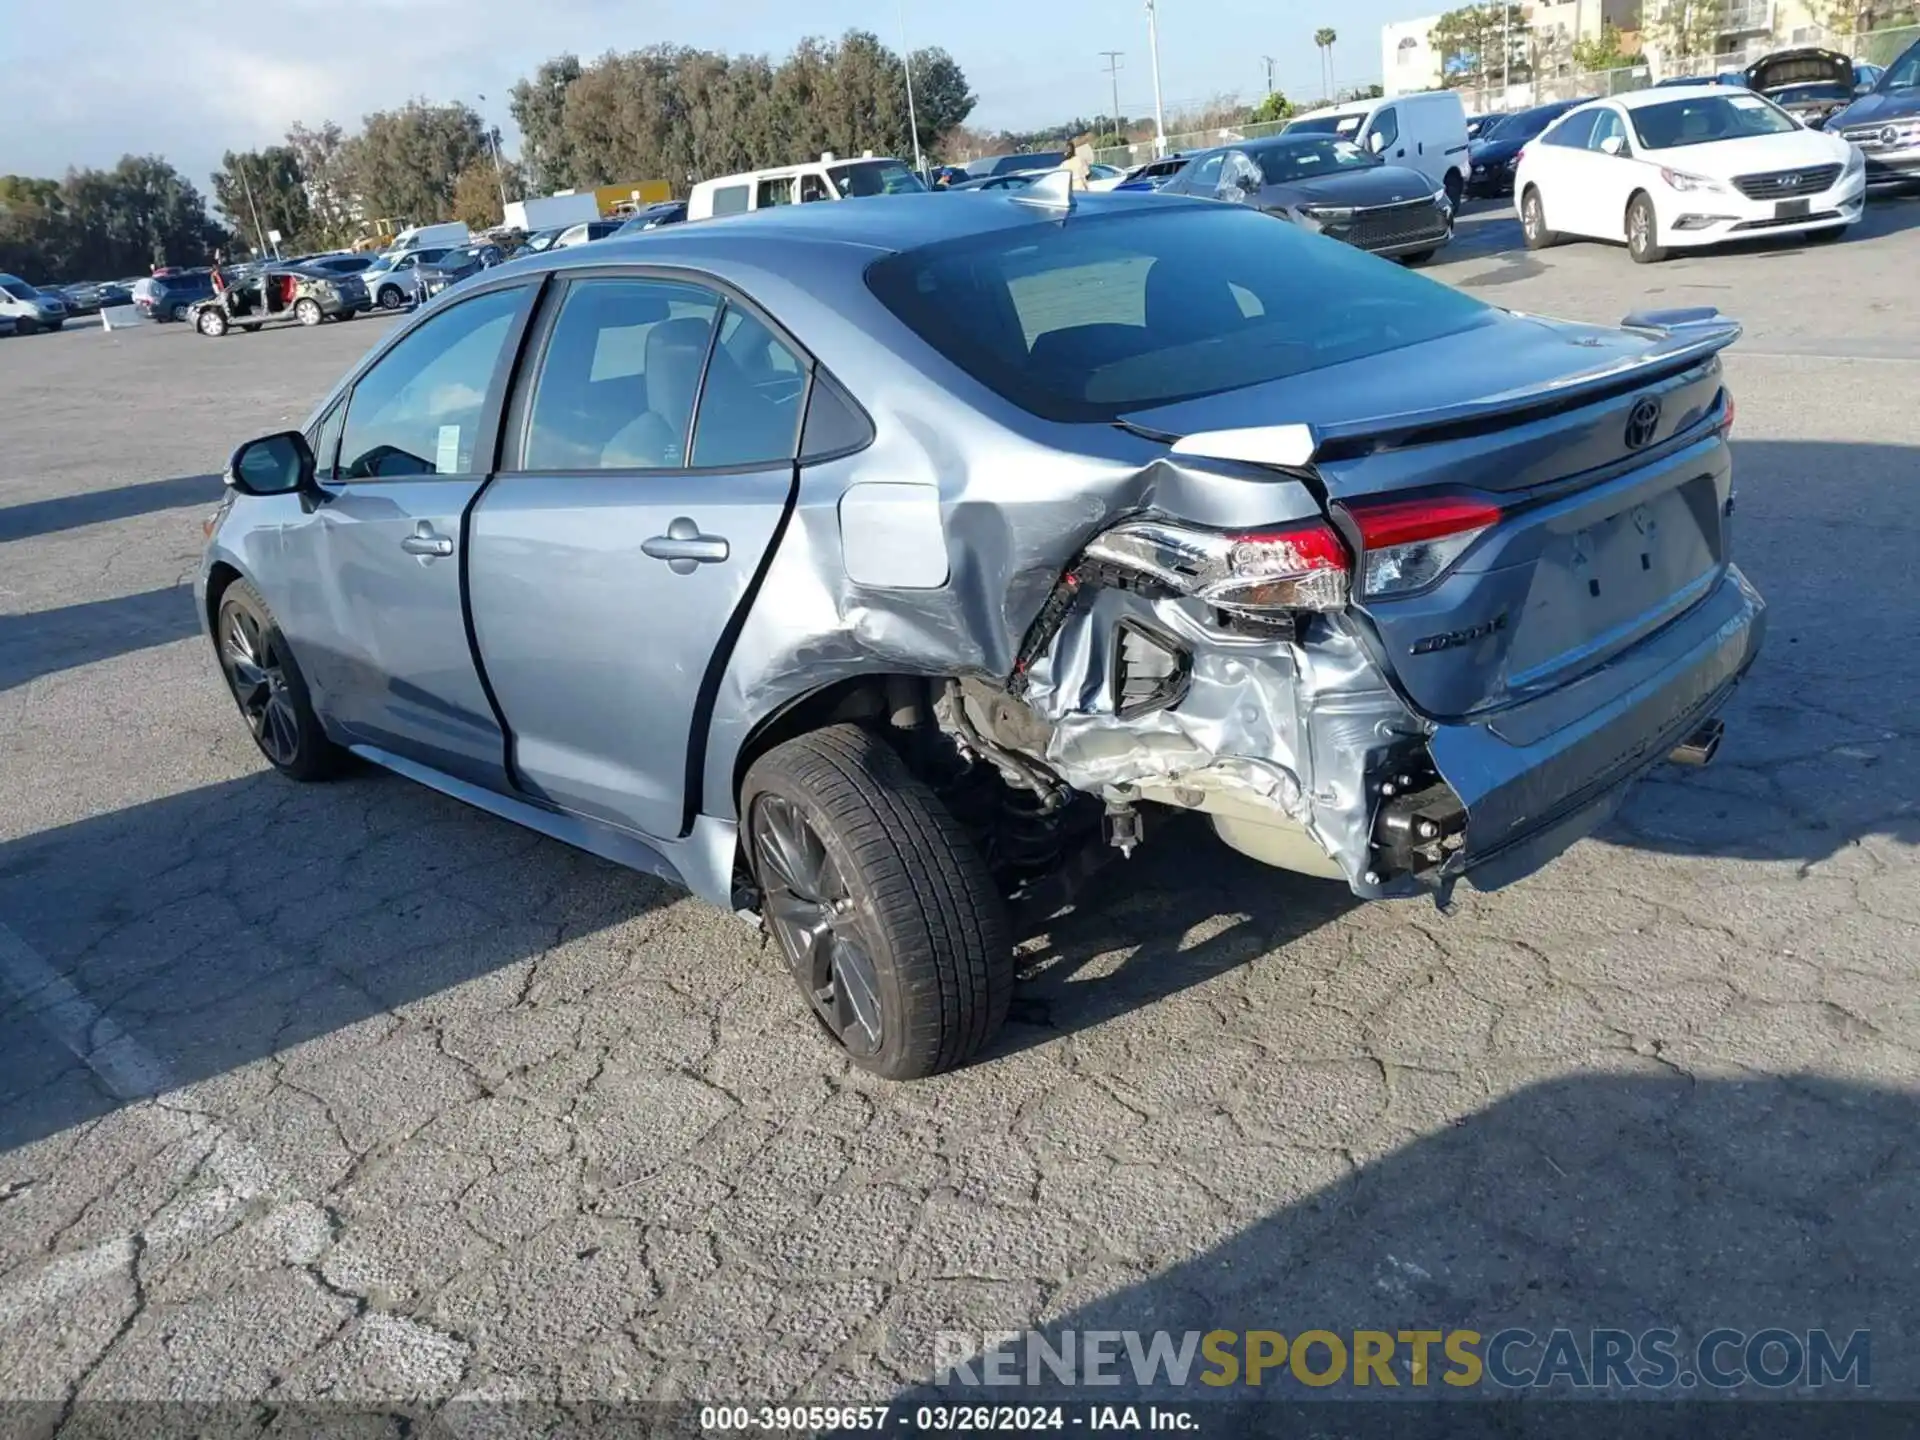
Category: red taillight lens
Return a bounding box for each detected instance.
[1346,496,1503,599]
[1720,393,1736,437]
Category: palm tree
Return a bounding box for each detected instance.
[1314,28,1339,102]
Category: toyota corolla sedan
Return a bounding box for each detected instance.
[1515,86,1864,262]
[199,190,1764,1078]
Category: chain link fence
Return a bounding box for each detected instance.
[1092,21,1917,166]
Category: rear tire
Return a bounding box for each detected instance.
[1627,192,1667,264]
[294,297,323,326]
[1444,170,1464,208]
[1521,186,1557,250]
[377,286,404,311]
[741,724,1012,1081]
[214,579,346,783]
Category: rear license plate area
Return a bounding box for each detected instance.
[1503,481,1718,682]
[1776,197,1811,219]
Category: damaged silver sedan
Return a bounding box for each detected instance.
[198,182,1764,1078]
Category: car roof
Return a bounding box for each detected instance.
[1610,85,1751,109]
[506,189,1209,270]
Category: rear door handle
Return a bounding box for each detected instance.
[643,517,729,573]
[401,523,454,558]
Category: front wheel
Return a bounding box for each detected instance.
[742,725,1012,1080]
[377,286,404,311]
[294,297,323,326]
[196,308,228,336]
[214,580,346,782]
[1627,192,1667,264]
[1521,186,1557,250]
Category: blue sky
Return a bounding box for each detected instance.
[4,0,1406,188]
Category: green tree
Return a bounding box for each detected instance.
[0,157,224,282]
[211,146,311,255]
[341,101,490,226]
[1572,23,1636,71]
[286,121,358,249]
[1314,27,1338,98]
[1249,91,1294,123]
[1645,0,1725,69]
[509,55,588,192]
[1428,3,1530,89]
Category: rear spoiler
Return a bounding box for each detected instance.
[1165,309,1741,468]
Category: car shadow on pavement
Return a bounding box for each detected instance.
[0,583,201,691]
[0,472,223,544]
[0,767,680,1156]
[889,1072,1919,1419]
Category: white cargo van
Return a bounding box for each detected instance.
[687,153,926,221]
[1285,92,1471,201]
[386,221,471,256]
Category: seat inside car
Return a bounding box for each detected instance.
[600,314,714,468]
[525,292,669,469]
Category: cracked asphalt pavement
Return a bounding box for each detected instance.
[3,201,1919,1422]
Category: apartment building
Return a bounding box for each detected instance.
[1382,15,1446,93]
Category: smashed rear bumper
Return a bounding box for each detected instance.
[1014,564,1764,901]
[1428,563,1765,893]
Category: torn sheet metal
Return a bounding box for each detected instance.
[1021,586,1432,890]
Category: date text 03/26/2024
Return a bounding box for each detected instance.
[700,1406,1187,1433]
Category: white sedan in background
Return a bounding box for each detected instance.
[1514,86,1865,262]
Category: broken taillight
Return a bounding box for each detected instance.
[1081,517,1350,617]
[1345,496,1502,599]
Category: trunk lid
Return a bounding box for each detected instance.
[1745,47,1853,94]
[1122,312,1741,721]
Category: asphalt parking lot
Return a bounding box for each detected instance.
[3,199,1920,1419]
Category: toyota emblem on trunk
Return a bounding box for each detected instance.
[1625,395,1662,449]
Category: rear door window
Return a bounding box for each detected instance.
[1542,109,1601,148]
[688,307,808,468]
[711,185,750,216]
[519,278,722,471]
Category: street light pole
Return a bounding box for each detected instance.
[477,93,508,211]
[1262,55,1275,96]
[1144,0,1167,157]
[899,0,927,180]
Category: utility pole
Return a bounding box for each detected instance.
[1099,50,1125,140]
[900,0,927,180]
[236,157,269,258]
[1262,55,1276,95]
[477,94,509,210]
[1501,4,1511,104]
[1144,0,1167,156]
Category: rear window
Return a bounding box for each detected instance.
[1285,114,1364,137]
[711,184,750,216]
[865,205,1495,423]
[992,152,1063,175]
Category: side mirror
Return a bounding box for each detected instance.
[1856,80,1873,94]
[1366,132,1386,153]
[226,431,315,497]
[1599,135,1626,157]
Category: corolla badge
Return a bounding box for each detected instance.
[1625,394,1662,450]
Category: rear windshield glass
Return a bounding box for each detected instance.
[865,205,1495,423]
[992,152,1063,174]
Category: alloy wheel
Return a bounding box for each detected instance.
[749,793,885,1059]
[1524,194,1541,241]
[1630,203,1650,254]
[221,605,300,767]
